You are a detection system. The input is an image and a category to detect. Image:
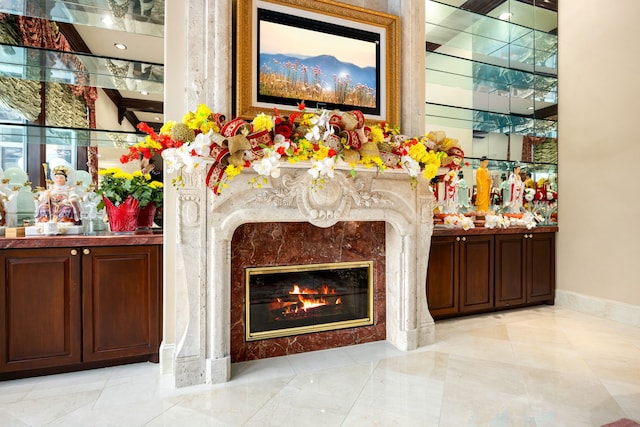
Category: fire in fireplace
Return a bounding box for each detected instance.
[245,261,374,340]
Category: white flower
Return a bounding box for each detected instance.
[305,111,334,143]
[162,148,184,173]
[484,214,509,229]
[252,149,281,178]
[460,216,475,230]
[401,155,421,177]
[178,146,200,173]
[308,156,336,179]
[273,134,291,152]
[189,130,213,157]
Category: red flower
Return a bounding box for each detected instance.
[297,101,306,110]
[276,146,286,156]
[275,123,292,138]
[328,148,337,158]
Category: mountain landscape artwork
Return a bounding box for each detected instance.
[257,19,379,110]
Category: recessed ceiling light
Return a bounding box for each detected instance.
[141,90,149,95]
[114,42,127,50]
[102,16,113,26]
[154,116,161,121]
[528,106,535,110]
[498,12,513,20]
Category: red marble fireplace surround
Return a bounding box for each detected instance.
[230,221,386,362]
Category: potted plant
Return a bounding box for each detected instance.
[97,168,163,232]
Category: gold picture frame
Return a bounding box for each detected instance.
[236,0,400,124]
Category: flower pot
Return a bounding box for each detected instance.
[137,203,157,229]
[103,195,140,234]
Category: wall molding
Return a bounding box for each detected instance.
[555,290,640,328]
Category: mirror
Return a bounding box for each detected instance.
[425,0,558,188]
[0,1,164,197]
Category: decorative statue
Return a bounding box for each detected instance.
[457,171,470,209]
[441,169,459,214]
[507,164,525,213]
[36,165,81,224]
[474,156,492,213]
[499,173,511,207]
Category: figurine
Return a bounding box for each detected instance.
[507,164,525,213]
[457,171,470,209]
[499,173,511,207]
[35,165,81,224]
[474,156,492,213]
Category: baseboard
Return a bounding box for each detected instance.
[555,290,640,327]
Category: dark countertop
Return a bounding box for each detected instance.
[0,230,163,249]
[432,225,558,236]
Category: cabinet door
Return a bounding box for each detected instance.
[494,234,527,308]
[527,233,555,303]
[82,245,160,362]
[426,236,458,318]
[0,248,81,373]
[459,235,494,313]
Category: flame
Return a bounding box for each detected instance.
[279,283,342,313]
[289,283,336,295]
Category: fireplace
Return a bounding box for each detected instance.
[171,164,436,386]
[246,261,374,341]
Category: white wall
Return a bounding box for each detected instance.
[558,0,640,306]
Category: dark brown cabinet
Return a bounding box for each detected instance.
[427,230,555,320]
[1,244,161,378]
[427,234,494,319]
[495,233,555,307]
[0,248,82,373]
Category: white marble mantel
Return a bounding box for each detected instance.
[171,162,437,386]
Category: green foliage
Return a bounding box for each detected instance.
[96,168,163,210]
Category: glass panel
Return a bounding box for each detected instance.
[0,0,164,38]
[425,0,557,164]
[0,44,163,94]
[425,1,557,73]
[0,123,141,148]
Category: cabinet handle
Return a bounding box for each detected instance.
[461,237,466,241]
[456,237,460,241]
[528,234,533,238]
[524,234,529,239]
[71,249,78,256]
[83,248,91,255]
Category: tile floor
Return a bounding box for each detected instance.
[1,306,639,427]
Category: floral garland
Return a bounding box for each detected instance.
[122,104,464,195]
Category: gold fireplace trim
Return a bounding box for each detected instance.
[245,261,374,341]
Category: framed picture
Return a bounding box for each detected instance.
[236,0,400,124]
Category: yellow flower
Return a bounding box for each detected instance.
[360,155,386,171]
[113,171,134,180]
[312,144,330,161]
[225,164,243,179]
[149,181,164,189]
[422,163,439,180]
[370,126,385,145]
[251,113,274,133]
[159,120,175,135]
